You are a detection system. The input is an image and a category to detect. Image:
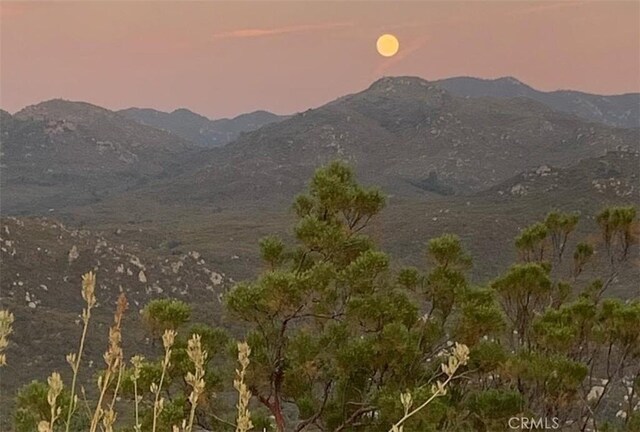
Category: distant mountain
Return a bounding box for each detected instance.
[119,107,286,147]
[134,76,639,207]
[118,107,212,146]
[1,99,198,213]
[3,77,638,216]
[0,109,12,123]
[434,76,640,128]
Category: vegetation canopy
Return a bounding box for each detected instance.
[2,162,638,432]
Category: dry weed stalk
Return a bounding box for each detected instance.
[173,421,188,432]
[389,342,469,432]
[185,334,208,432]
[104,357,125,432]
[130,355,145,432]
[9,270,256,432]
[89,293,128,432]
[234,341,253,432]
[152,328,176,432]
[172,334,209,432]
[64,271,97,432]
[37,372,64,432]
[0,309,14,367]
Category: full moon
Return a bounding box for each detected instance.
[376,34,399,57]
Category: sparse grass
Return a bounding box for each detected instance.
[2,272,254,432]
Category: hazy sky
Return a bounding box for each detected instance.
[1,1,639,119]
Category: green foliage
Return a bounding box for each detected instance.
[505,352,588,410]
[545,211,579,262]
[533,296,597,353]
[466,389,524,428]
[425,234,471,322]
[347,289,419,330]
[455,288,505,345]
[140,394,187,432]
[627,412,640,432]
[467,340,508,374]
[427,234,471,270]
[250,412,275,432]
[397,266,421,291]
[295,161,386,223]
[171,324,229,400]
[597,206,637,264]
[8,162,638,432]
[121,359,166,397]
[14,380,56,432]
[377,386,448,432]
[515,222,548,262]
[13,380,87,432]
[226,162,445,431]
[141,299,191,338]
[492,263,552,345]
[573,241,594,278]
[259,235,286,269]
[597,206,637,234]
[597,299,640,348]
[425,267,464,321]
[227,169,638,431]
[171,323,229,387]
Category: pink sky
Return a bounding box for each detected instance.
[1,1,638,119]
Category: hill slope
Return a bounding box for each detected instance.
[434,76,640,128]
[133,76,639,207]
[485,150,639,201]
[1,100,199,213]
[0,216,229,415]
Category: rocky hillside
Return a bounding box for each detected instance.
[5,79,637,215]
[132,76,639,208]
[434,76,640,128]
[119,107,286,147]
[0,216,229,406]
[486,150,640,201]
[1,100,200,214]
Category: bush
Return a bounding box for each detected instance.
[142,299,191,339]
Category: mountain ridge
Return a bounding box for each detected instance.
[3,76,638,216]
[129,76,638,208]
[118,107,287,147]
[433,76,640,128]
[1,99,200,214]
